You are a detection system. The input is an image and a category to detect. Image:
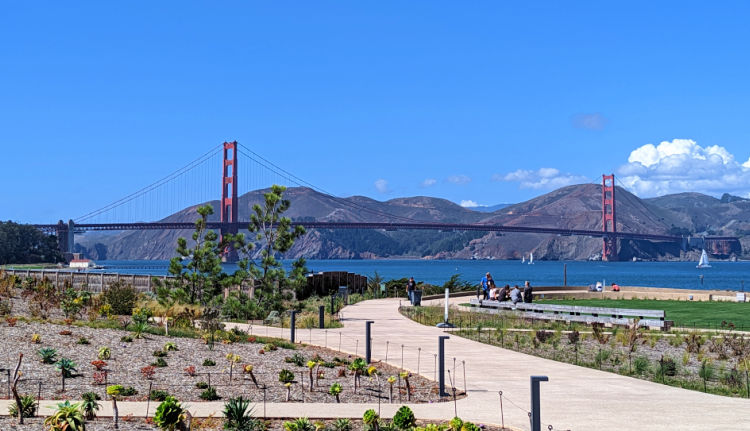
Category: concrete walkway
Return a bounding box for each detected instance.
[3,298,749,430]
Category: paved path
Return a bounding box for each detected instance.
[3,298,749,430]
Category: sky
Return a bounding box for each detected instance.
[3,1,750,223]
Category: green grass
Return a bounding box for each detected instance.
[536,298,750,330]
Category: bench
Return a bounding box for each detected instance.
[467,298,673,330]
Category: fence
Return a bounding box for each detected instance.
[4,269,169,293]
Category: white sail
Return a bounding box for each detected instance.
[696,249,711,268]
[528,252,534,265]
[522,256,525,263]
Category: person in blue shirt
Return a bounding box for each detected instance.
[480,272,493,300]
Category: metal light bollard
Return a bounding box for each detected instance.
[365,320,374,364]
[530,375,549,431]
[290,310,297,343]
[439,335,450,396]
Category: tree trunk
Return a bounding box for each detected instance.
[164,314,169,336]
[112,398,119,429]
[11,353,24,425]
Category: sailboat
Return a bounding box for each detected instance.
[528,252,534,265]
[696,249,711,268]
[522,255,526,264]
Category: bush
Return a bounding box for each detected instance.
[332,418,353,431]
[44,401,85,431]
[141,365,157,379]
[153,350,168,357]
[199,386,220,401]
[76,337,90,345]
[98,346,111,360]
[203,358,216,366]
[393,406,416,430]
[284,417,315,431]
[163,342,178,352]
[633,356,650,375]
[38,347,58,364]
[279,369,295,384]
[195,381,208,389]
[223,396,262,431]
[285,353,306,367]
[120,335,133,342]
[101,282,138,315]
[8,394,36,419]
[121,386,138,397]
[363,409,380,431]
[81,392,101,420]
[150,389,170,401]
[152,358,168,368]
[154,396,185,430]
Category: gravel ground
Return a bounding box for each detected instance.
[1,319,457,404]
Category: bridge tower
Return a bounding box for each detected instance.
[602,174,617,261]
[220,141,239,261]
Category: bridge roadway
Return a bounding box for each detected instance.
[31,221,739,243]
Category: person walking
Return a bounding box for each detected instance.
[480,272,493,300]
[406,276,417,304]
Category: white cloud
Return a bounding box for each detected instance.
[447,174,471,185]
[571,113,607,130]
[618,139,750,197]
[421,178,437,187]
[496,168,588,190]
[374,179,389,194]
[460,200,479,208]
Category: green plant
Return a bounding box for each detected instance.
[121,386,138,396]
[120,335,133,342]
[363,409,380,431]
[284,417,315,431]
[203,358,216,366]
[200,386,220,401]
[154,396,185,431]
[38,347,58,364]
[449,417,463,431]
[263,342,278,351]
[348,358,367,391]
[81,391,101,420]
[223,396,262,431]
[699,359,715,392]
[331,418,353,431]
[153,349,168,357]
[460,423,480,431]
[56,358,77,378]
[152,357,168,368]
[286,353,306,367]
[329,382,342,403]
[76,337,90,345]
[163,341,178,352]
[196,381,209,389]
[633,356,649,375]
[107,384,124,429]
[31,333,41,344]
[98,346,111,360]
[279,369,295,384]
[393,405,416,430]
[101,282,138,315]
[44,401,85,431]
[132,320,150,339]
[150,389,170,401]
[8,394,36,419]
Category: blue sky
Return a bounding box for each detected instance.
[3,2,750,223]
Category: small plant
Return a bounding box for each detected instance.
[349,358,367,391]
[107,385,124,429]
[38,347,58,364]
[393,405,416,430]
[263,342,277,351]
[153,349,168,357]
[363,409,380,431]
[6,316,17,326]
[163,341,178,352]
[81,391,101,420]
[203,358,216,366]
[284,417,315,431]
[184,366,197,377]
[534,330,552,344]
[154,396,185,431]
[200,386,220,401]
[91,360,107,371]
[56,358,78,378]
[243,364,259,387]
[8,394,36,419]
[120,335,133,342]
[150,389,170,401]
[699,359,715,392]
[92,371,107,385]
[141,365,157,379]
[387,376,397,403]
[227,353,241,382]
[76,337,90,345]
[286,352,306,367]
[332,418,353,431]
[58,330,72,336]
[98,346,112,360]
[195,381,209,389]
[632,356,649,375]
[449,417,463,431]
[151,357,168,368]
[44,401,85,431]
[399,371,412,401]
[31,333,41,344]
[329,382,343,403]
[223,396,261,431]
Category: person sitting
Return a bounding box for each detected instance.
[611,282,620,292]
[497,284,510,301]
[595,282,603,292]
[510,285,522,304]
[523,281,533,303]
[487,280,498,300]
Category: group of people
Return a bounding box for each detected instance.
[480,272,533,304]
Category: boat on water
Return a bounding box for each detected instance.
[521,256,526,263]
[528,252,534,265]
[696,249,711,268]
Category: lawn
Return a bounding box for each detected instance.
[535,298,750,330]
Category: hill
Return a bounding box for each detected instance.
[74,185,746,261]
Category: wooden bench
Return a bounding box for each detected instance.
[467,298,673,330]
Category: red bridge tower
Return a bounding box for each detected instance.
[602,174,617,261]
[221,141,239,261]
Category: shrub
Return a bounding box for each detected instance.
[38,347,58,364]
[184,366,196,377]
[98,346,111,360]
[195,381,209,389]
[203,358,216,366]
[263,343,277,351]
[76,337,90,345]
[121,386,138,397]
[153,350,168,358]
[460,422,481,431]
[81,392,101,420]
[284,418,314,431]
[279,369,294,384]
[633,356,649,375]
[329,382,343,402]
[152,358,168,368]
[91,360,107,371]
[8,394,36,419]
[150,389,170,401]
[363,409,380,431]
[154,396,185,431]
[92,371,107,385]
[223,396,262,431]
[332,418,353,431]
[120,335,133,342]
[0,299,11,316]
[534,330,552,344]
[44,401,85,431]
[199,386,220,401]
[101,282,138,315]
[449,417,463,431]
[285,353,306,367]
[163,342,178,352]
[141,365,157,379]
[393,406,416,430]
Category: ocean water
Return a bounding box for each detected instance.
[90,259,750,292]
